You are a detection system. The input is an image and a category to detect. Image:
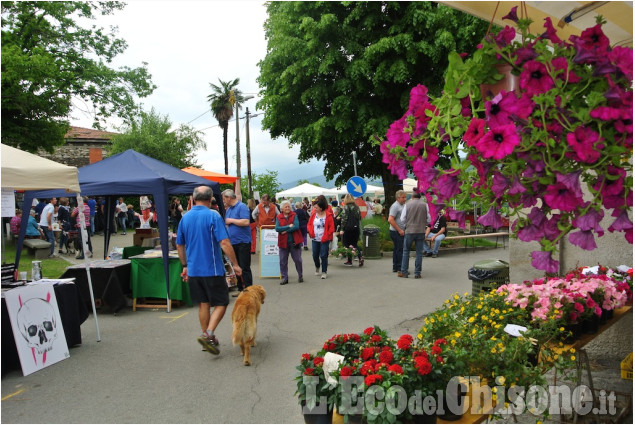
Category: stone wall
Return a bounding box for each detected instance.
[38,141,109,168]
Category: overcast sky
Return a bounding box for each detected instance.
[70,0,326,179]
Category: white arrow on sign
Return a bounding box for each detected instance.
[350,181,363,194]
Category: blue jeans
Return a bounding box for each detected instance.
[424,232,446,254]
[390,230,404,272]
[312,240,330,273]
[401,233,424,276]
[41,226,55,255]
[90,215,95,235]
[118,216,128,233]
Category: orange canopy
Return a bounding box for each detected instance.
[181,167,238,184]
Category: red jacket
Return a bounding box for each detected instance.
[308,208,335,243]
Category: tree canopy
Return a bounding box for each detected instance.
[241,170,282,201]
[257,2,490,205]
[109,108,205,169]
[1,1,155,152]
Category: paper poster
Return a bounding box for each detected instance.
[4,283,70,376]
[1,188,16,218]
[259,227,280,278]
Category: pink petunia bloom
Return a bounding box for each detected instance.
[572,204,604,236]
[569,230,597,250]
[608,46,634,80]
[556,170,583,198]
[447,208,467,228]
[514,45,539,67]
[474,124,520,160]
[491,171,510,199]
[541,17,561,44]
[508,176,527,195]
[550,57,581,83]
[477,207,503,229]
[408,84,429,114]
[520,60,554,96]
[464,118,486,147]
[608,209,633,233]
[565,126,604,163]
[434,172,461,202]
[502,6,519,23]
[485,91,534,127]
[385,116,410,148]
[495,26,516,48]
[543,183,583,212]
[531,251,559,274]
[576,24,611,53]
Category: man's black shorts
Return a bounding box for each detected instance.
[188,276,229,306]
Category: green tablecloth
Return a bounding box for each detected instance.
[123,246,152,259]
[130,256,191,305]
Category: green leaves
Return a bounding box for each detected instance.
[1,1,155,152]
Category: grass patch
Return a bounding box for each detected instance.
[2,242,70,279]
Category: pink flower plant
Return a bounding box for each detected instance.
[498,271,630,324]
[379,12,633,273]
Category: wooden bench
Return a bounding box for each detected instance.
[428,221,509,253]
[23,239,52,259]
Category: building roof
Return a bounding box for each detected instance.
[65,126,118,140]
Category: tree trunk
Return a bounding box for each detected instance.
[222,124,229,175]
[381,169,402,212]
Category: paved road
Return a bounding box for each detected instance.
[2,237,510,423]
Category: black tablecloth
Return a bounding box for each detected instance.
[60,261,131,313]
[2,283,88,375]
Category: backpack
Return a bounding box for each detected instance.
[343,205,360,232]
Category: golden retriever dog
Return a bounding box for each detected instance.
[231,285,266,366]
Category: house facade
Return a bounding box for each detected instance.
[38,126,118,167]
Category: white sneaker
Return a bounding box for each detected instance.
[315,268,320,276]
[321,273,327,279]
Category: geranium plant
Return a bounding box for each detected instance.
[380,9,633,273]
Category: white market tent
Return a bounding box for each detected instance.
[276,183,330,200]
[1,144,80,192]
[1,143,101,341]
[326,184,384,198]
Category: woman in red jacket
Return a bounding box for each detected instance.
[308,195,335,279]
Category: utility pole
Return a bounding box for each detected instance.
[246,107,253,198]
[352,151,358,176]
[235,99,241,179]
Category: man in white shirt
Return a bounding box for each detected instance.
[39,197,57,257]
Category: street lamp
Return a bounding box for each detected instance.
[236,95,254,183]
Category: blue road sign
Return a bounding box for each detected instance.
[346,176,367,197]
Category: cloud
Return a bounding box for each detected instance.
[70,0,326,177]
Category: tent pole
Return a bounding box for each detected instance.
[76,194,101,342]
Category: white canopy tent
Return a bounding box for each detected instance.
[276,183,330,200]
[1,144,101,341]
[326,184,385,198]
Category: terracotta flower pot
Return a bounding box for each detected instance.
[479,63,520,100]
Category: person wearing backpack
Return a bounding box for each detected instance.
[339,194,364,267]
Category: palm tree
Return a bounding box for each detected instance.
[207,78,245,175]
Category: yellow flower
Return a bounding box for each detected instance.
[554,354,559,360]
[570,348,576,354]
[492,394,497,402]
[460,306,465,313]
[451,339,456,346]
[496,376,506,385]
[472,328,477,335]
[559,327,565,332]
[499,315,504,320]
[445,299,450,305]
[430,318,435,324]
[468,317,475,323]
[492,387,497,393]
[571,355,576,361]
[491,347,497,353]
[417,333,423,340]
[464,292,469,297]
[490,336,497,341]
[424,318,429,325]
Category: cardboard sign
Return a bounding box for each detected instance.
[259,226,280,278]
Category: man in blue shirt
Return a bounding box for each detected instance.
[87,197,97,236]
[222,189,253,296]
[177,186,242,355]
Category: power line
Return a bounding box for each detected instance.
[187,110,210,124]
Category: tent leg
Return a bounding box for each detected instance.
[76,194,101,342]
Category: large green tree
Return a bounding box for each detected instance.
[1,1,155,152]
[257,2,490,206]
[109,108,205,169]
[207,78,247,175]
[241,170,282,201]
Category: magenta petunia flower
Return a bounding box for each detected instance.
[464,118,485,147]
[609,46,633,80]
[517,208,547,242]
[543,183,583,212]
[569,230,597,251]
[502,6,518,23]
[486,91,534,127]
[406,140,426,158]
[495,26,516,48]
[593,165,626,197]
[508,176,527,195]
[491,171,509,199]
[474,124,520,160]
[565,126,604,164]
[556,170,583,198]
[477,207,503,229]
[572,205,604,236]
[468,154,494,188]
[520,60,555,95]
[577,24,610,53]
[514,45,539,66]
[608,209,633,233]
[531,250,559,274]
[408,84,429,114]
[550,57,581,83]
[385,116,410,148]
[541,17,561,44]
[544,214,563,240]
[447,208,467,228]
[434,172,461,201]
